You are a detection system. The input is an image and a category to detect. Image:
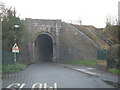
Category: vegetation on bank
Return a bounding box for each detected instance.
[105,44,119,76]
[2,63,27,73]
[102,25,120,44]
[71,24,109,49]
[106,45,120,73]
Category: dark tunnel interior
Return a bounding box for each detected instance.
[35,34,53,62]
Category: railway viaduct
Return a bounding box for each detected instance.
[22,18,100,64]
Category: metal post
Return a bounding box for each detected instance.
[14,52,16,68]
[14,52,16,63]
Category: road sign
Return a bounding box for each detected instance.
[12,43,19,53]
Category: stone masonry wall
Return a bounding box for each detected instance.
[24,18,100,63]
[59,22,100,61]
[24,18,61,63]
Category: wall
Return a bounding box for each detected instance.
[59,22,100,61]
[24,18,61,63]
[24,18,100,64]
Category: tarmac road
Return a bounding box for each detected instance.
[2,62,114,88]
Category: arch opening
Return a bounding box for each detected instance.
[35,34,53,62]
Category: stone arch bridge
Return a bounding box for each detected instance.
[22,18,100,64]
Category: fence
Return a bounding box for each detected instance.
[97,49,106,60]
[2,50,20,65]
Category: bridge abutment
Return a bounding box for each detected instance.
[25,18,61,63]
[23,18,100,64]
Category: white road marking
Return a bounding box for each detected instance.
[32,83,42,89]
[19,84,26,90]
[44,83,47,90]
[7,83,20,88]
[6,83,57,89]
[54,83,57,90]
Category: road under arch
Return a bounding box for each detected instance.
[35,34,53,62]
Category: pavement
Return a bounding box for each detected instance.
[2,62,119,88]
[56,63,120,88]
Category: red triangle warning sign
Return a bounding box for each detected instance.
[12,43,19,50]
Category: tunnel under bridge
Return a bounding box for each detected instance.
[35,34,53,62]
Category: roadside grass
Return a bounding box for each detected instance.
[63,60,99,66]
[108,68,120,75]
[2,63,27,73]
[63,60,120,75]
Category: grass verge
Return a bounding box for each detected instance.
[2,63,27,73]
[63,60,120,75]
[63,60,99,66]
[108,68,120,75]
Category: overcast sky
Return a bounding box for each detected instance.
[1,0,120,28]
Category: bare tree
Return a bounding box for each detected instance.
[105,15,118,26]
[79,20,82,25]
[76,19,82,25]
[105,16,112,26]
[0,1,8,20]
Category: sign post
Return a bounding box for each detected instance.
[12,43,19,64]
[14,52,16,63]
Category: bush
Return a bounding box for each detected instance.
[106,44,120,69]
